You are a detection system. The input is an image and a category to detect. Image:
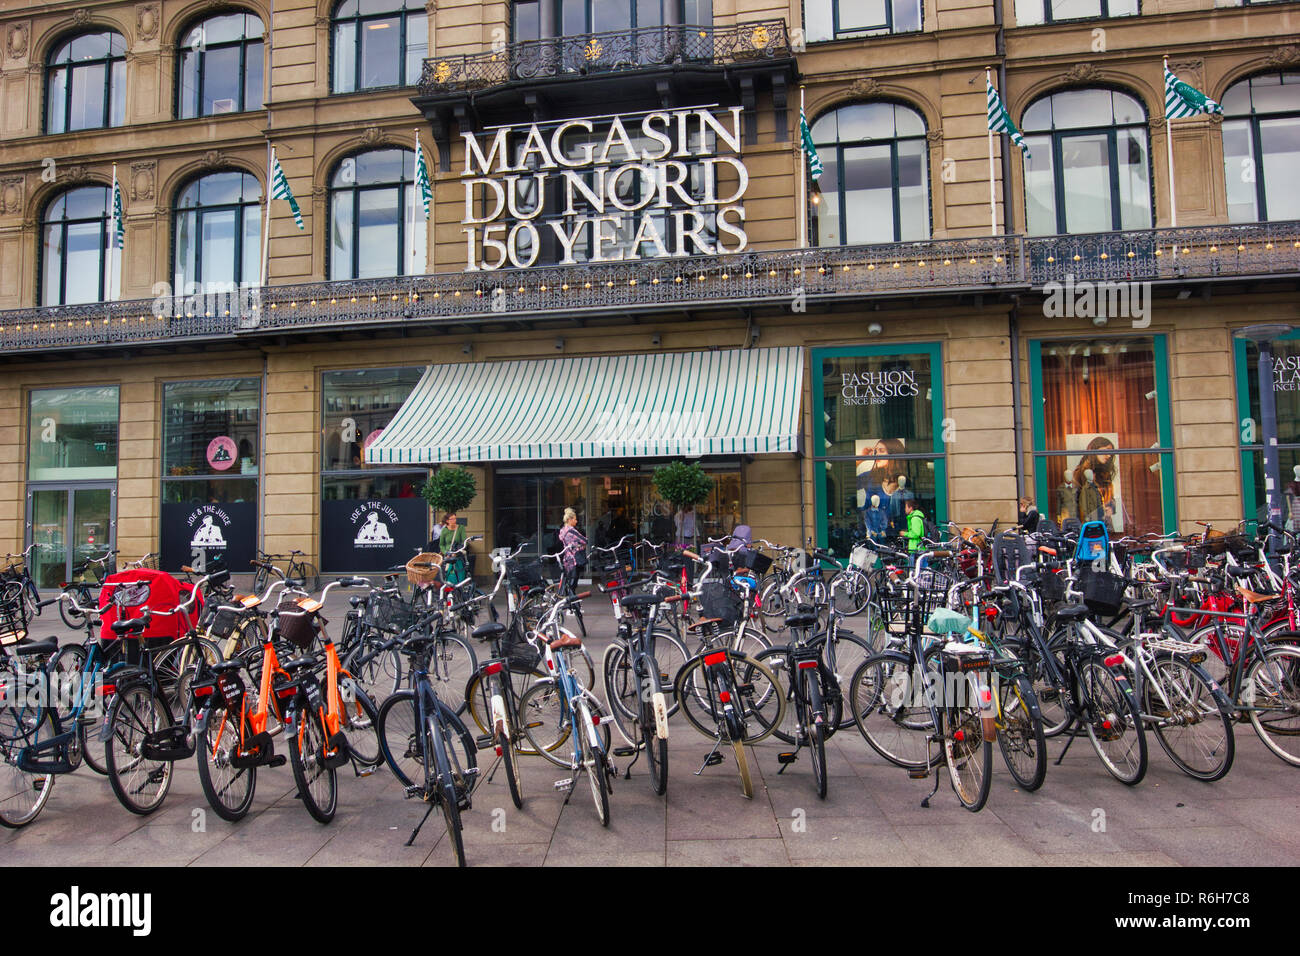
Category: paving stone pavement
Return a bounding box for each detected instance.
[6,584,1300,867]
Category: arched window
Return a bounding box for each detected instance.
[41,186,120,305]
[45,31,126,134]
[331,0,427,93]
[177,12,264,118]
[811,102,930,246]
[1022,88,1151,235]
[173,171,263,291]
[328,149,426,280]
[1222,73,1300,224]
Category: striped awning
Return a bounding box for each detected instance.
[364,346,804,464]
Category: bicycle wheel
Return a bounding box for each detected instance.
[47,644,106,775]
[1142,653,1234,782]
[104,684,174,815]
[831,569,872,617]
[289,708,338,824]
[848,651,934,769]
[429,719,466,867]
[940,674,992,812]
[578,702,610,826]
[498,721,524,809]
[153,637,223,715]
[1244,644,1300,767]
[300,563,321,593]
[1079,657,1147,786]
[427,633,477,715]
[377,691,425,789]
[997,673,1048,791]
[642,693,668,796]
[339,677,382,768]
[252,565,270,596]
[0,677,53,828]
[196,704,256,822]
[516,680,573,767]
[59,590,86,629]
[1027,630,1072,738]
[345,634,402,704]
[676,654,785,744]
[805,691,828,800]
[757,579,789,632]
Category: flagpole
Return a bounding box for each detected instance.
[412,130,420,277]
[109,164,118,301]
[1164,57,1177,230]
[798,86,808,250]
[987,69,997,236]
[260,145,273,289]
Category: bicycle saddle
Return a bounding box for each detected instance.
[471,621,507,642]
[211,659,244,675]
[549,633,582,650]
[12,638,57,657]
[620,593,669,609]
[282,656,319,673]
[1053,603,1090,620]
[111,616,151,636]
[1236,586,1279,604]
[784,605,819,629]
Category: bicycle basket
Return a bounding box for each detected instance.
[1040,569,1068,603]
[849,545,874,571]
[406,552,442,587]
[502,631,541,672]
[1079,568,1127,617]
[0,588,29,646]
[941,641,993,673]
[657,553,695,588]
[505,558,547,589]
[698,581,743,625]
[368,591,418,633]
[276,597,319,650]
[731,548,772,575]
[111,580,152,609]
[912,569,956,619]
[206,606,241,640]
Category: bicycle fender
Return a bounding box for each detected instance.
[652,691,669,740]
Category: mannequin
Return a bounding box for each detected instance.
[1055,468,1078,525]
[1078,467,1103,523]
[865,493,888,539]
[889,474,913,535]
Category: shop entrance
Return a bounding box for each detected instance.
[493,463,743,560]
[25,484,117,589]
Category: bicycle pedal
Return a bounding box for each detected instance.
[776,751,798,765]
[266,754,286,768]
[355,766,377,777]
[736,683,755,696]
[474,734,494,749]
[703,752,724,767]
[907,767,930,779]
[612,746,637,757]
[553,777,573,790]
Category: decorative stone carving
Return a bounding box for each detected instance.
[361,126,386,146]
[424,0,437,13]
[61,164,91,184]
[850,77,881,98]
[200,150,227,169]
[136,3,160,41]
[72,8,92,25]
[1,177,23,216]
[1064,62,1100,83]
[1168,59,1203,87]
[926,128,943,146]
[130,162,155,202]
[6,23,28,61]
[1267,45,1300,68]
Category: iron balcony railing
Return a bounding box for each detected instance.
[2,221,1298,353]
[417,19,792,95]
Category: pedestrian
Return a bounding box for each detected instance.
[439,511,468,583]
[558,506,587,594]
[903,498,926,554]
[1018,497,1041,532]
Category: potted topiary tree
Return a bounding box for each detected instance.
[420,467,478,582]
[652,460,713,547]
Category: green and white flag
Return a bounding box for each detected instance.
[1164,65,1221,119]
[110,165,124,250]
[414,133,432,218]
[269,148,304,230]
[987,79,1030,157]
[799,107,823,183]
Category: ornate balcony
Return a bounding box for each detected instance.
[411,20,797,166]
[1,222,1297,358]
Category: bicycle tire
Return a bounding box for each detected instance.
[997,673,1048,791]
[104,684,174,815]
[1244,644,1300,767]
[428,632,478,716]
[339,677,383,768]
[940,673,992,811]
[429,719,467,867]
[578,701,610,827]
[1028,628,1073,738]
[300,563,321,593]
[0,687,54,828]
[47,644,107,775]
[289,708,338,823]
[1142,652,1234,782]
[516,680,573,767]
[153,637,224,716]
[817,629,874,733]
[675,653,785,744]
[59,590,86,629]
[805,692,828,799]
[642,699,668,796]
[830,569,872,617]
[196,703,256,822]
[252,565,270,597]
[377,690,424,789]
[499,724,524,809]
[1080,656,1147,786]
[849,651,938,770]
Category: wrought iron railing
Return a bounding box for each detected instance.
[417,19,792,95]
[3,222,1298,353]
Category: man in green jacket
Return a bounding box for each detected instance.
[903,499,926,554]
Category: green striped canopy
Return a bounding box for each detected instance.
[364,347,805,464]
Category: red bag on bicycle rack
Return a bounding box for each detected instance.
[98,568,203,643]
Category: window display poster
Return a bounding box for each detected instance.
[856,438,911,536]
[161,501,257,572]
[1066,432,1123,532]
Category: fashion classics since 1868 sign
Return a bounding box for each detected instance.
[840,367,921,405]
[1273,354,1300,392]
[460,107,749,271]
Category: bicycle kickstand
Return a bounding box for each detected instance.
[694,737,726,775]
[1053,719,1079,766]
[918,736,941,808]
[405,801,437,847]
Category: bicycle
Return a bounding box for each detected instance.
[514,592,616,825]
[58,548,117,629]
[377,597,480,866]
[252,549,320,593]
[2,545,42,623]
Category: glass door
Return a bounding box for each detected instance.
[26,485,116,588]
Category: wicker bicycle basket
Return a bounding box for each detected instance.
[276,596,319,650]
[406,552,443,587]
[0,586,29,647]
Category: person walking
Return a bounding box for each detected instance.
[558,507,587,594]
[903,498,927,554]
[439,512,468,584]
